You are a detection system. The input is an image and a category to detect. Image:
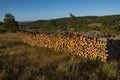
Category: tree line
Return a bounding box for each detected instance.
[26,14,120,34]
[1,13,120,34]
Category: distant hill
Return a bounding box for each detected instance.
[0,22,3,25]
[25,15,120,34]
[19,21,32,25]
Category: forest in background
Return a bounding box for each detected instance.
[23,14,120,34]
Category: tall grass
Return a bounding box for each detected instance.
[0,33,120,80]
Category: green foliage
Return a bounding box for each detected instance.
[92,61,120,80]
[101,62,119,79]
[25,15,120,34]
[3,13,19,32]
[57,58,102,80]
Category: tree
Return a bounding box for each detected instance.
[69,13,76,18]
[66,13,76,31]
[4,13,19,32]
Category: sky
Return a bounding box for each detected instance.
[0,0,120,22]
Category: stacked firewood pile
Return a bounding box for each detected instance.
[18,31,110,62]
[83,31,115,38]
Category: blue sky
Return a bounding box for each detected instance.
[0,0,120,22]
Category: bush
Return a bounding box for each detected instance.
[57,59,102,80]
[99,61,119,80]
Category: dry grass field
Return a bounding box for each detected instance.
[0,33,120,80]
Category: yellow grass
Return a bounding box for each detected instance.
[0,32,119,80]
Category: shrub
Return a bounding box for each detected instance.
[100,61,119,80]
[57,59,102,80]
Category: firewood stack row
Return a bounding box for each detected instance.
[18,31,108,62]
